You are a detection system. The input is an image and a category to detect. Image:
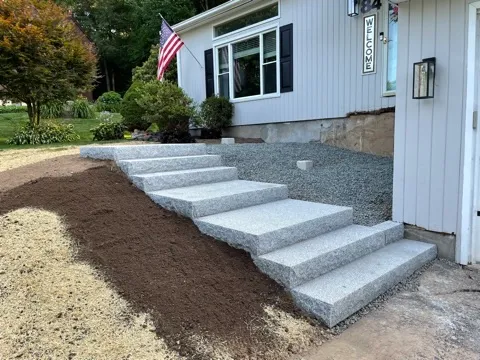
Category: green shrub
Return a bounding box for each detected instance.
[95,91,122,112]
[90,114,126,141]
[40,101,65,119]
[120,82,149,132]
[200,96,234,137]
[7,122,80,145]
[0,105,27,114]
[135,81,195,134]
[72,97,95,119]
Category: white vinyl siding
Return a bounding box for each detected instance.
[393,0,470,235]
[177,0,395,126]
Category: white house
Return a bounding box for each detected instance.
[173,0,480,266]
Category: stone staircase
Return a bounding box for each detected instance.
[80,143,437,327]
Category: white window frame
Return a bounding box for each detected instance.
[213,23,280,103]
[382,3,398,97]
[211,0,280,41]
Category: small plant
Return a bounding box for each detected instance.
[120,82,150,132]
[90,113,126,141]
[200,96,234,138]
[72,97,95,119]
[7,122,80,145]
[95,91,122,113]
[0,105,27,114]
[40,101,65,119]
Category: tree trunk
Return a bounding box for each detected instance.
[26,100,41,126]
[112,70,116,92]
[104,59,111,91]
[35,101,41,126]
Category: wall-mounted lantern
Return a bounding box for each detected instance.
[413,57,436,99]
[347,0,359,17]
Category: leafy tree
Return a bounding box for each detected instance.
[57,0,194,92]
[0,0,97,126]
[132,45,177,84]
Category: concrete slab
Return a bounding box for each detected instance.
[291,240,437,327]
[297,160,313,171]
[148,180,288,218]
[195,199,353,256]
[221,138,235,145]
[118,155,222,175]
[293,260,480,360]
[130,167,238,192]
[254,225,385,288]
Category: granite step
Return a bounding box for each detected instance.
[254,225,387,288]
[148,180,288,218]
[130,167,238,192]
[114,144,207,161]
[195,199,353,256]
[118,155,222,175]
[291,239,437,327]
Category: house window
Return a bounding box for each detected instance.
[214,3,279,37]
[218,46,230,98]
[385,3,398,94]
[216,29,278,100]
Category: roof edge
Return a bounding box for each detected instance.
[172,0,257,33]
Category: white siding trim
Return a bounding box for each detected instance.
[458,2,480,264]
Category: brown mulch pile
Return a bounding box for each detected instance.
[0,155,100,192]
[0,159,299,357]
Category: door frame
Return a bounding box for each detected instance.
[459,2,480,264]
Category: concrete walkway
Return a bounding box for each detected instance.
[292,260,480,360]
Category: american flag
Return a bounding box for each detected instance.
[157,19,184,81]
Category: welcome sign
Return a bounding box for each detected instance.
[363,14,376,74]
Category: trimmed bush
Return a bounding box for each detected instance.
[200,96,234,138]
[120,82,149,132]
[7,122,80,145]
[135,81,195,141]
[95,91,122,113]
[0,105,27,114]
[40,101,65,119]
[90,115,126,141]
[72,97,95,119]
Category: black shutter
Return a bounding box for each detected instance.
[280,24,293,93]
[204,49,214,98]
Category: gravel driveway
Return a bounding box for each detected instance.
[207,143,393,226]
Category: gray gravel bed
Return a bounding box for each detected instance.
[207,143,393,226]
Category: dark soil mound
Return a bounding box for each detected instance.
[0,164,299,357]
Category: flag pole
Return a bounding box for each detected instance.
[159,13,204,69]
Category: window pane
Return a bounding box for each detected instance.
[386,4,398,92]
[218,46,229,74]
[218,74,230,99]
[233,37,260,98]
[263,31,277,63]
[263,63,277,94]
[214,4,278,37]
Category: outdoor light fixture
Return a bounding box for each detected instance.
[347,0,359,17]
[413,57,436,99]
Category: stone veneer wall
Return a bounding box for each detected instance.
[223,112,395,157]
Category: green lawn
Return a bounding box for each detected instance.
[0,112,126,150]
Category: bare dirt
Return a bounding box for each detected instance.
[0,157,323,359]
[0,154,100,192]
